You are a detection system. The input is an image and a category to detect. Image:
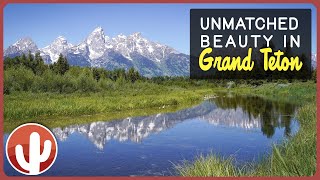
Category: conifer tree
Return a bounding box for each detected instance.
[127,67,140,83]
[53,54,70,75]
[33,52,47,75]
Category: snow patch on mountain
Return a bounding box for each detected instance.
[85,27,108,60]
[312,53,317,68]
[41,36,73,63]
[4,37,38,57]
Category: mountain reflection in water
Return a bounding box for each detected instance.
[52,94,297,150]
[4,94,300,176]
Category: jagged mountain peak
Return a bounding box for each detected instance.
[49,36,72,47]
[55,35,68,42]
[129,32,143,40]
[4,37,38,57]
[92,26,104,33]
[13,37,35,45]
[4,27,190,76]
[12,37,38,50]
[41,35,73,63]
[85,27,109,60]
[88,27,106,40]
[114,32,146,41]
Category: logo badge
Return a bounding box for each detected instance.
[5,123,58,175]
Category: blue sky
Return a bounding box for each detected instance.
[4,3,317,54]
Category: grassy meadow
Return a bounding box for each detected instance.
[4,85,215,132]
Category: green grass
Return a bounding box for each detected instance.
[4,83,217,132]
[175,155,246,176]
[232,81,316,104]
[177,81,316,177]
[252,103,316,176]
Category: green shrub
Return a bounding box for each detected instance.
[98,78,115,91]
[77,73,98,92]
[4,66,35,93]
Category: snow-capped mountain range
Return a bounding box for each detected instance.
[4,27,189,77]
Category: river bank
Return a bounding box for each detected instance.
[176,81,316,176]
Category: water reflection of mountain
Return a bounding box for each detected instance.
[211,94,297,138]
[52,95,297,149]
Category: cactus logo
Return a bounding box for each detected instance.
[5,123,58,175]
